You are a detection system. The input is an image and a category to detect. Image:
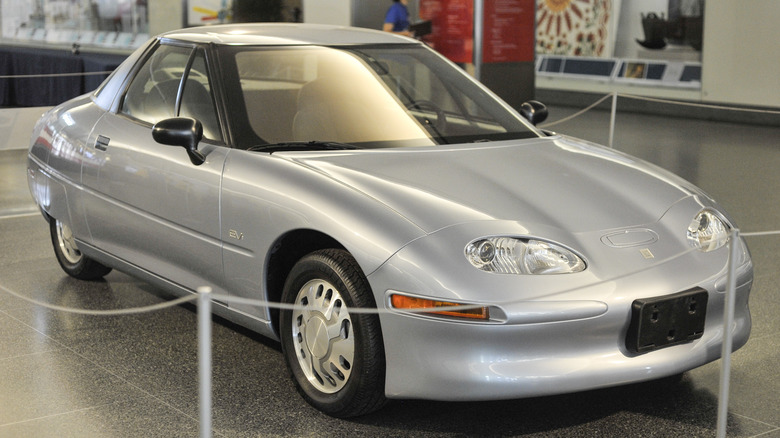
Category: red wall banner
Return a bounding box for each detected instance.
[483,0,535,63]
[420,0,535,64]
[419,0,474,64]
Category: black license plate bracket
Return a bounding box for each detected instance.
[626,288,708,354]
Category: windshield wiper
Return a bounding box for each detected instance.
[248,141,359,153]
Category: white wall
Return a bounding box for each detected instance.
[613,0,667,59]
[302,0,351,25]
[541,0,780,109]
[148,0,184,35]
[0,107,51,151]
[701,1,780,107]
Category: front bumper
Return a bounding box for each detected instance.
[368,221,752,401]
[380,285,749,401]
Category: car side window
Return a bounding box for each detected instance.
[179,49,223,141]
[121,44,223,141]
[121,44,190,124]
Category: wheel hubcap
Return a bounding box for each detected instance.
[56,221,82,264]
[291,279,354,394]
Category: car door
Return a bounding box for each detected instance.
[81,43,228,292]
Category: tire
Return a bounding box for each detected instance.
[279,249,386,417]
[50,217,112,280]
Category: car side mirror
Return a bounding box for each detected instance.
[152,117,206,165]
[519,100,549,126]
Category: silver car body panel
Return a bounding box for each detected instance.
[278,136,705,234]
[159,23,416,46]
[27,23,752,402]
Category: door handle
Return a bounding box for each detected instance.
[95,135,110,151]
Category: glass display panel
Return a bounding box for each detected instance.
[1,0,149,49]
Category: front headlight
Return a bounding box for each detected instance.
[687,209,731,252]
[465,237,585,274]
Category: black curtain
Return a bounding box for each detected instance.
[233,0,283,23]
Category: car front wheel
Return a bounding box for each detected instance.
[280,249,386,417]
[50,217,112,280]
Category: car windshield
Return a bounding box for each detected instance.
[220,44,540,149]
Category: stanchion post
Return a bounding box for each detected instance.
[197,287,213,438]
[473,0,484,81]
[608,92,617,148]
[716,229,740,438]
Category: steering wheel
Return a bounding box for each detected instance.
[406,100,446,134]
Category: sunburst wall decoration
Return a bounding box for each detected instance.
[536,0,618,57]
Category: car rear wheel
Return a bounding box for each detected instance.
[50,217,112,280]
[280,249,386,417]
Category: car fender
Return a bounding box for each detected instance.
[28,95,106,239]
[219,149,427,329]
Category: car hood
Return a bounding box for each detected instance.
[279,136,701,235]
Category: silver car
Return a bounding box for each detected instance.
[27,23,752,417]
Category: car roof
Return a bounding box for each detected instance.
[160,23,419,46]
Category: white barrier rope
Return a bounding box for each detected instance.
[538,92,614,128]
[0,283,196,315]
[540,91,780,130]
[619,93,780,115]
[743,230,780,237]
[0,71,114,79]
[0,206,41,220]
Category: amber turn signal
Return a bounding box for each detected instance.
[390,294,489,320]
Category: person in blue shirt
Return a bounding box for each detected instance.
[383,0,412,36]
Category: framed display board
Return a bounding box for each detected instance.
[483,0,535,63]
[536,0,620,57]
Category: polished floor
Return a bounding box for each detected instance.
[1,104,779,437]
